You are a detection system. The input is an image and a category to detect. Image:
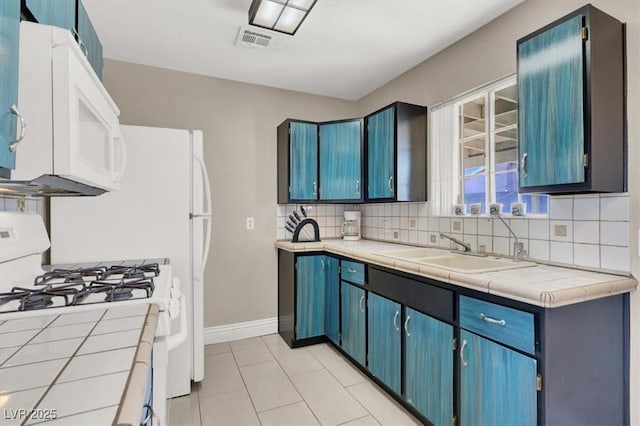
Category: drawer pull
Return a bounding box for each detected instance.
[479,312,506,326]
[393,311,400,331]
[460,339,468,367]
[359,295,365,312]
[347,267,357,273]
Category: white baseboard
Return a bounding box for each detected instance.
[203,317,278,345]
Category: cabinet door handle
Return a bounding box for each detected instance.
[312,181,317,196]
[460,339,468,367]
[388,176,394,194]
[8,105,26,152]
[479,312,506,326]
[321,259,325,272]
[404,315,411,336]
[359,295,365,312]
[356,180,360,195]
[346,267,357,273]
[393,311,400,331]
[520,152,528,178]
[72,27,89,58]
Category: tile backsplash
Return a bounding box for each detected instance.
[277,193,632,273]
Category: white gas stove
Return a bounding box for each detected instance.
[0,211,184,424]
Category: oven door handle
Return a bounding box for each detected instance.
[166,290,188,352]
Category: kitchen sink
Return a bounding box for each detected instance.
[373,248,537,273]
[416,254,537,274]
[373,247,449,259]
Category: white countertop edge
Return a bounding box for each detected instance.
[275,239,638,308]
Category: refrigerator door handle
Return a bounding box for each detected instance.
[193,153,212,273]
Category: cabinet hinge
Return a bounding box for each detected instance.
[288,186,292,194]
[294,262,298,270]
[536,374,543,391]
[582,27,588,41]
[452,337,458,351]
[452,415,458,426]
[583,154,589,168]
[338,265,341,273]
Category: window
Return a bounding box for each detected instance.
[432,76,549,215]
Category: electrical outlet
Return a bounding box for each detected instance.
[246,217,255,230]
[393,231,399,240]
[554,224,567,237]
[430,234,437,244]
[452,220,462,231]
[409,219,417,229]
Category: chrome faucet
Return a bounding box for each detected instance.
[491,213,528,262]
[439,233,471,252]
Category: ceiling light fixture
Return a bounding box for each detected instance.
[248,0,318,36]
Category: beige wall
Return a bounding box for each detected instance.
[357,0,640,421]
[102,60,357,326]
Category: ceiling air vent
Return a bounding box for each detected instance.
[235,26,273,49]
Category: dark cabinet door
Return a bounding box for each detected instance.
[518,14,585,188]
[319,120,362,201]
[0,0,20,170]
[367,106,395,199]
[367,292,401,394]
[340,281,366,365]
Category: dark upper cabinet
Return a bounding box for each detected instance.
[517,5,625,194]
[366,102,427,201]
[277,119,318,204]
[24,0,104,79]
[319,119,363,202]
[0,0,20,172]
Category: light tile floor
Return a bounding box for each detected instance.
[169,334,421,426]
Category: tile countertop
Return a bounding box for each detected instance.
[274,239,638,308]
[0,304,157,426]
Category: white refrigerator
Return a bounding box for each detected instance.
[49,125,212,398]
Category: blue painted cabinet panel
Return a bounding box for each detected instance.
[518,15,585,188]
[341,281,366,365]
[459,296,535,355]
[340,260,365,285]
[25,0,76,31]
[296,256,325,339]
[0,0,20,170]
[78,0,103,79]
[405,308,453,426]
[319,120,362,200]
[324,256,340,345]
[460,330,537,426]
[367,106,395,199]
[289,121,318,200]
[367,293,401,394]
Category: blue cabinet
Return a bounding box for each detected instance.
[459,329,537,426]
[324,256,340,345]
[367,106,395,199]
[517,5,624,194]
[24,0,104,79]
[405,308,453,426]
[0,0,20,171]
[365,102,427,201]
[367,293,401,394]
[277,120,318,203]
[295,256,325,339]
[341,281,366,365]
[319,119,363,201]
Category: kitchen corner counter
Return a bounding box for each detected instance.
[275,239,637,308]
[0,304,157,425]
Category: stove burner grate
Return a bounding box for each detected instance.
[35,267,107,286]
[102,263,160,280]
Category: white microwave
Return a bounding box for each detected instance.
[6,22,124,196]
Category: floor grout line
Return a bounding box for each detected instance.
[229,342,266,425]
